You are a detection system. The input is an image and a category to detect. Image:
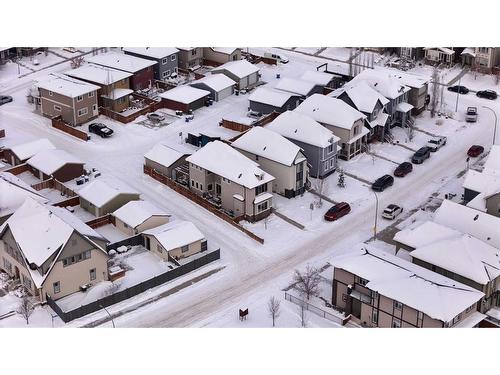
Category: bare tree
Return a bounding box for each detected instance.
[430,67,441,118]
[293,265,321,301]
[299,301,307,328]
[17,295,34,325]
[70,56,84,69]
[268,296,281,327]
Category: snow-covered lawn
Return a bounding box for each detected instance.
[316,171,371,204]
[340,153,396,183]
[95,223,128,243]
[370,142,414,164]
[18,52,65,71]
[0,62,30,87]
[294,47,323,55]
[319,47,354,61]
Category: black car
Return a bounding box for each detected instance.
[476,90,498,100]
[412,147,431,164]
[372,174,394,192]
[394,162,413,177]
[447,85,469,94]
[89,123,114,138]
[0,95,13,105]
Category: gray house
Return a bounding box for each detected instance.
[123,47,179,81]
[189,74,236,102]
[266,111,339,179]
[177,48,204,70]
[211,60,260,90]
[274,77,322,99]
[248,87,300,115]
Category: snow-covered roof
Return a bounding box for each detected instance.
[254,192,273,204]
[159,85,210,104]
[248,87,298,108]
[77,177,140,208]
[122,47,179,59]
[143,220,205,252]
[463,169,500,193]
[274,78,317,97]
[483,145,500,174]
[466,192,488,212]
[232,127,303,166]
[186,141,275,189]
[210,47,239,55]
[27,149,84,176]
[190,74,236,92]
[65,64,132,85]
[0,172,48,218]
[113,200,170,229]
[351,69,411,99]
[144,142,193,168]
[294,94,366,130]
[300,70,335,86]
[396,102,414,112]
[461,48,476,57]
[266,111,340,148]
[330,81,389,113]
[411,234,500,285]
[212,60,259,79]
[379,67,430,89]
[101,88,133,100]
[331,246,484,323]
[0,197,106,287]
[393,221,461,249]
[369,112,389,128]
[86,51,157,73]
[424,47,455,55]
[36,73,100,98]
[8,138,55,161]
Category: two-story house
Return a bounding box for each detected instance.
[211,60,260,90]
[232,127,309,198]
[177,47,204,70]
[203,48,241,66]
[185,141,275,222]
[123,47,179,81]
[461,47,500,73]
[423,47,455,67]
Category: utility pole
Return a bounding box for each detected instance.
[482,106,498,145]
[100,304,115,328]
[454,76,461,113]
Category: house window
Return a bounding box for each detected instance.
[93,104,97,111]
[330,158,335,168]
[255,183,268,195]
[63,259,68,267]
[392,318,401,328]
[53,281,60,294]
[181,245,189,253]
[191,49,197,56]
[48,90,53,96]
[76,95,83,102]
[88,92,94,98]
[162,70,170,79]
[207,184,213,191]
[355,276,368,286]
[171,55,176,61]
[327,144,334,153]
[466,305,474,313]
[191,180,195,187]
[257,201,268,212]
[78,107,88,117]
[394,301,403,310]
[162,57,168,65]
[372,310,378,324]
[195,182,199,189]
[200,184,203,190]
[157,244,162,253]
[54,105,61,111]
[452,314,461,325]
[353,125,360,135]
[89,268,96,281]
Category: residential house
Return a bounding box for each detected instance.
[113,200,170,236]
[123,47,179,81]
[211,60,260,90]
[266,111,339,178]
[461,48,500,73]
[159,85,211,113]
[3,138,55,166]
[177,48,204,70]
[86,51,156,91]
[0,197,109,303]
[189,74,236,102]
[385,69,430,115]
[0,47,11,65]
[203,48,241,66]
[35,73,100,126]
[231,127,309,198]
[144,142,193,180]
[0,172,48,224]
[185,140,275,222]
[248,87,301,115]
[423,47,455,67]
[65,64,133,112]
[27,149,85,182]
[393,220,461,253]
[77,177,141,217]
[467,186,500,218]
[300,70,338,92]
[274,77,322,99]
[398,47,425,62]
[331,246,485,328]
[294,94,368,160]
[143,220,207,263]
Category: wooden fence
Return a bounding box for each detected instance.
[30,177,77,197]
[3,163,30,176]
[99,100,162,124]
[85,214,115,229]
[0,129,5,138]
[51,116,89,141]
[220,119,253,133]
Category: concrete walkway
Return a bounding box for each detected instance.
[342,170,374,185]
[308,188,337,204]
[393,143,418,153]
[367,151,399,165]
[273,210,305,230]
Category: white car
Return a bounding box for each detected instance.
[427,136,447,152]
[382,204,403,220]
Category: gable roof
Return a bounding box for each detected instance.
[122,47,179,59]
[190,74,236,92]
[144,142,193,168]
[8,138,56,161]
[393,220,461,249]
[266,111,340,148]
[0,172,48,218]
[274,77,317,96]
[143,220,205,252]
[424,47,455,55]
[483,145,500,174]
[300,70,335,86]
[36,73,100,98]
[212,60,259,79]
[86,51,157,73]
[113,200,170,229]
[27,149,84,176]
[210,47,239,55]
[463,169,500,193]
[232,127,303,166]
[351,69,411,99]
[159,85,210,104]
[331,81,389,113]
[185,141,275,189]
[65,64,133,85]
[294,94,366,130]
[248,87,298,108]
[77,177,140,208]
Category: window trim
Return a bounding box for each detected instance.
[89,268,96,281]
[77,107,88,117]
[76,95,83,102]
[53,281,61,294]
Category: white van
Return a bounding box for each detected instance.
[264,52,289,64]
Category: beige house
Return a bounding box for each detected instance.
[232,127,308,198]
[331,246,485,328]
[203,48,241,65]
[295,94,368,160]
[35,73,100,126]
[143,220,207,263]
[177,48,204,70]
[78,177,141,217]
[0,197,109,303]
[186,141,275,222]
[113,200,170,236]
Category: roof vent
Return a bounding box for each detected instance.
[238,173,242,178]
[294,129,298,133]
[263,146,267,151]
[29,262,37,270]
[473,214,479,221]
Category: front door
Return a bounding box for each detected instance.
[351,298,362,319]
[145,237,151,250]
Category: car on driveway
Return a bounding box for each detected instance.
[324,202,351,221]
[427,136,447,152]
[89,123,114,138]
[476,90,497,100]
[412,147,431,164]
[394,162,413,177]
[447,85,469,94]
[0,95,13,105]
[382,204,403,220]
[372,174,394,192]
[466,106,478,123]
[147,113,166,123]
[467,145,484,157]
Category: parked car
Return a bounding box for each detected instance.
[412,147,431,164]
[89,123,114,138]
[264,52,289,64]
[394,162,413,177]
[147,113,165,123]
[467,145,485,157]
[372,175,394,192]
[476,90,497,100]
[427,136,447,152]
[0,95,13,105]
[324,202,351,221]
[447,85,469,94]
[466,107,478,123]
[382,204,403,220]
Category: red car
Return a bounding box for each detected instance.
[467,145,484,157]
[324,202,351,221]
[394,162,413,177]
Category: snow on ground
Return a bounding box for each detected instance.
[319,47,354,61]
[341,152,396,183]
[38,187,70,204]
[0,62,30,87]
[94,223,128,243]
[294,47,323,55]
[18,52,65,72]
[370,142,414,164]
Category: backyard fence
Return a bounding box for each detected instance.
[106,234,144,252]
[284,292,351,326]
[4,163,30,176]
[46,248,220,323]
[51,116,89,141]
[85,214,114,229]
